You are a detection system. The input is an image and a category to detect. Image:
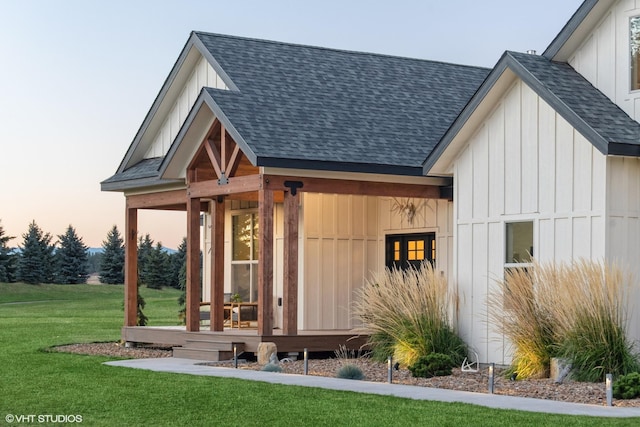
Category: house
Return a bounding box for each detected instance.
[102,0,640,364]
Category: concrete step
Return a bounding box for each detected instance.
[172,340,245,361]
[182,339,244,352]
[172,347,231,361]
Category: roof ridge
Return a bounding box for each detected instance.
[192,30,490,71]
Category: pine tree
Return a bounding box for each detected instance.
[146,242,170,289]
[0,220,17,283]
[54,225,89,284]
[137,234,154,286]
[99,225,124,284]
[169,237,187,289]
[17,221,55,284]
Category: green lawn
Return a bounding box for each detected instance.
[0,283,637,426]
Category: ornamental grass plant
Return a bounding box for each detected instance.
[491,259,640,382]
[354,262,466,367]
[489,265,557,379]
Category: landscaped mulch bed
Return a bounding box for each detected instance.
[55,342,640,407]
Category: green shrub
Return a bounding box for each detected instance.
[336,364,365,380]
[613,372,640,399]
[408,353,454,378]
[354,262,466,367]
[261,363,282,373]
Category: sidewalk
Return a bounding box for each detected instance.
[105,357,640,418]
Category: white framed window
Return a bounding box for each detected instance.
[630,16,640,91]
[505,221,533,267]
[231,211,259,302]
[503,221,534,309]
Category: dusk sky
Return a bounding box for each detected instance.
[0,0,583,249]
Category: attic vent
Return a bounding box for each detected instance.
[526,50,537,55]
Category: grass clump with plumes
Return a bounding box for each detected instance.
[490,259,640,382]
[354,262,466,368]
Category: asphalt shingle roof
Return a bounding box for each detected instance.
[196,32,490,174]
[508,50,640,149]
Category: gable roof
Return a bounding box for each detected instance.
[424,50,640,174]
[103,32,489,190]
[543,0,614,61]
[193,33,489,175]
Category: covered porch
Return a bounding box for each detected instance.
[121,121,451,359]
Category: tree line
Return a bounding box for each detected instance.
[0,219,186,289]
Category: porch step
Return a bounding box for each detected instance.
[172,340,245,362]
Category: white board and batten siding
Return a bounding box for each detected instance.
[300,193,453,331]
[568,0,640,121]
[453,80,607,364]
[565,0,640,342]
[145,56,227,159]
[607,156,640,340]
[301,194,378,330]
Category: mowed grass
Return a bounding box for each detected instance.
[0,284,638,426]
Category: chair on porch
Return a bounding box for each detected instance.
[199,293,233,326]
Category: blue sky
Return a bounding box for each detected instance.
[0,0,583,248]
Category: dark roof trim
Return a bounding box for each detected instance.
[101,176,183,192]
[543,0,598,59]
[191,33,239,92]
[257,157,425,176]
[609,142,640,157]
[423,51,611,174]
[505,55,610,154]
[116,34,198,174]
[422,57,501,174]
[116,32,241,175]
[158,88,258,177]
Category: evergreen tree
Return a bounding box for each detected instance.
[87,251,102,274]
[54,225,89,284]
[0,220,17,283]
[137,234,154,286]
[17,221,55,284]
[169,237,187,289]
[146,242,171,289]
[99,225,124,284]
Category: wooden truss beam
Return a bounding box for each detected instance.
[187,174,262,199]
[125,189,187,209]
[263,175,442,198]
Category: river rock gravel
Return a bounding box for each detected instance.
[55,342,640,407]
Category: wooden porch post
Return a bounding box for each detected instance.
[124,204,138,327]
[210,197,225,331]
[258,188,274,336]
[186,196,201,332]
[283,190,299,335]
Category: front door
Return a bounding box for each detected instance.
[385,233,436,270]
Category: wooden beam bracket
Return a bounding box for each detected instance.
[218,172,229,185]
[283,180,304,196]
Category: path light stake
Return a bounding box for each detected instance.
[606,374,613,406]
[304,348,308,375]
[233,345,238,369]
[488,363,495,394]
[387,356,393,384]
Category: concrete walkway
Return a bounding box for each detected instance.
[105,357,640,418]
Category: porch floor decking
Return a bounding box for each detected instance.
[122,326,368,354]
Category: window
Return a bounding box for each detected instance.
[631,16,640,90]
[504,221,533,309]
[385,233,436,270]
[231,212,259,302]
[505,222,533,264]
